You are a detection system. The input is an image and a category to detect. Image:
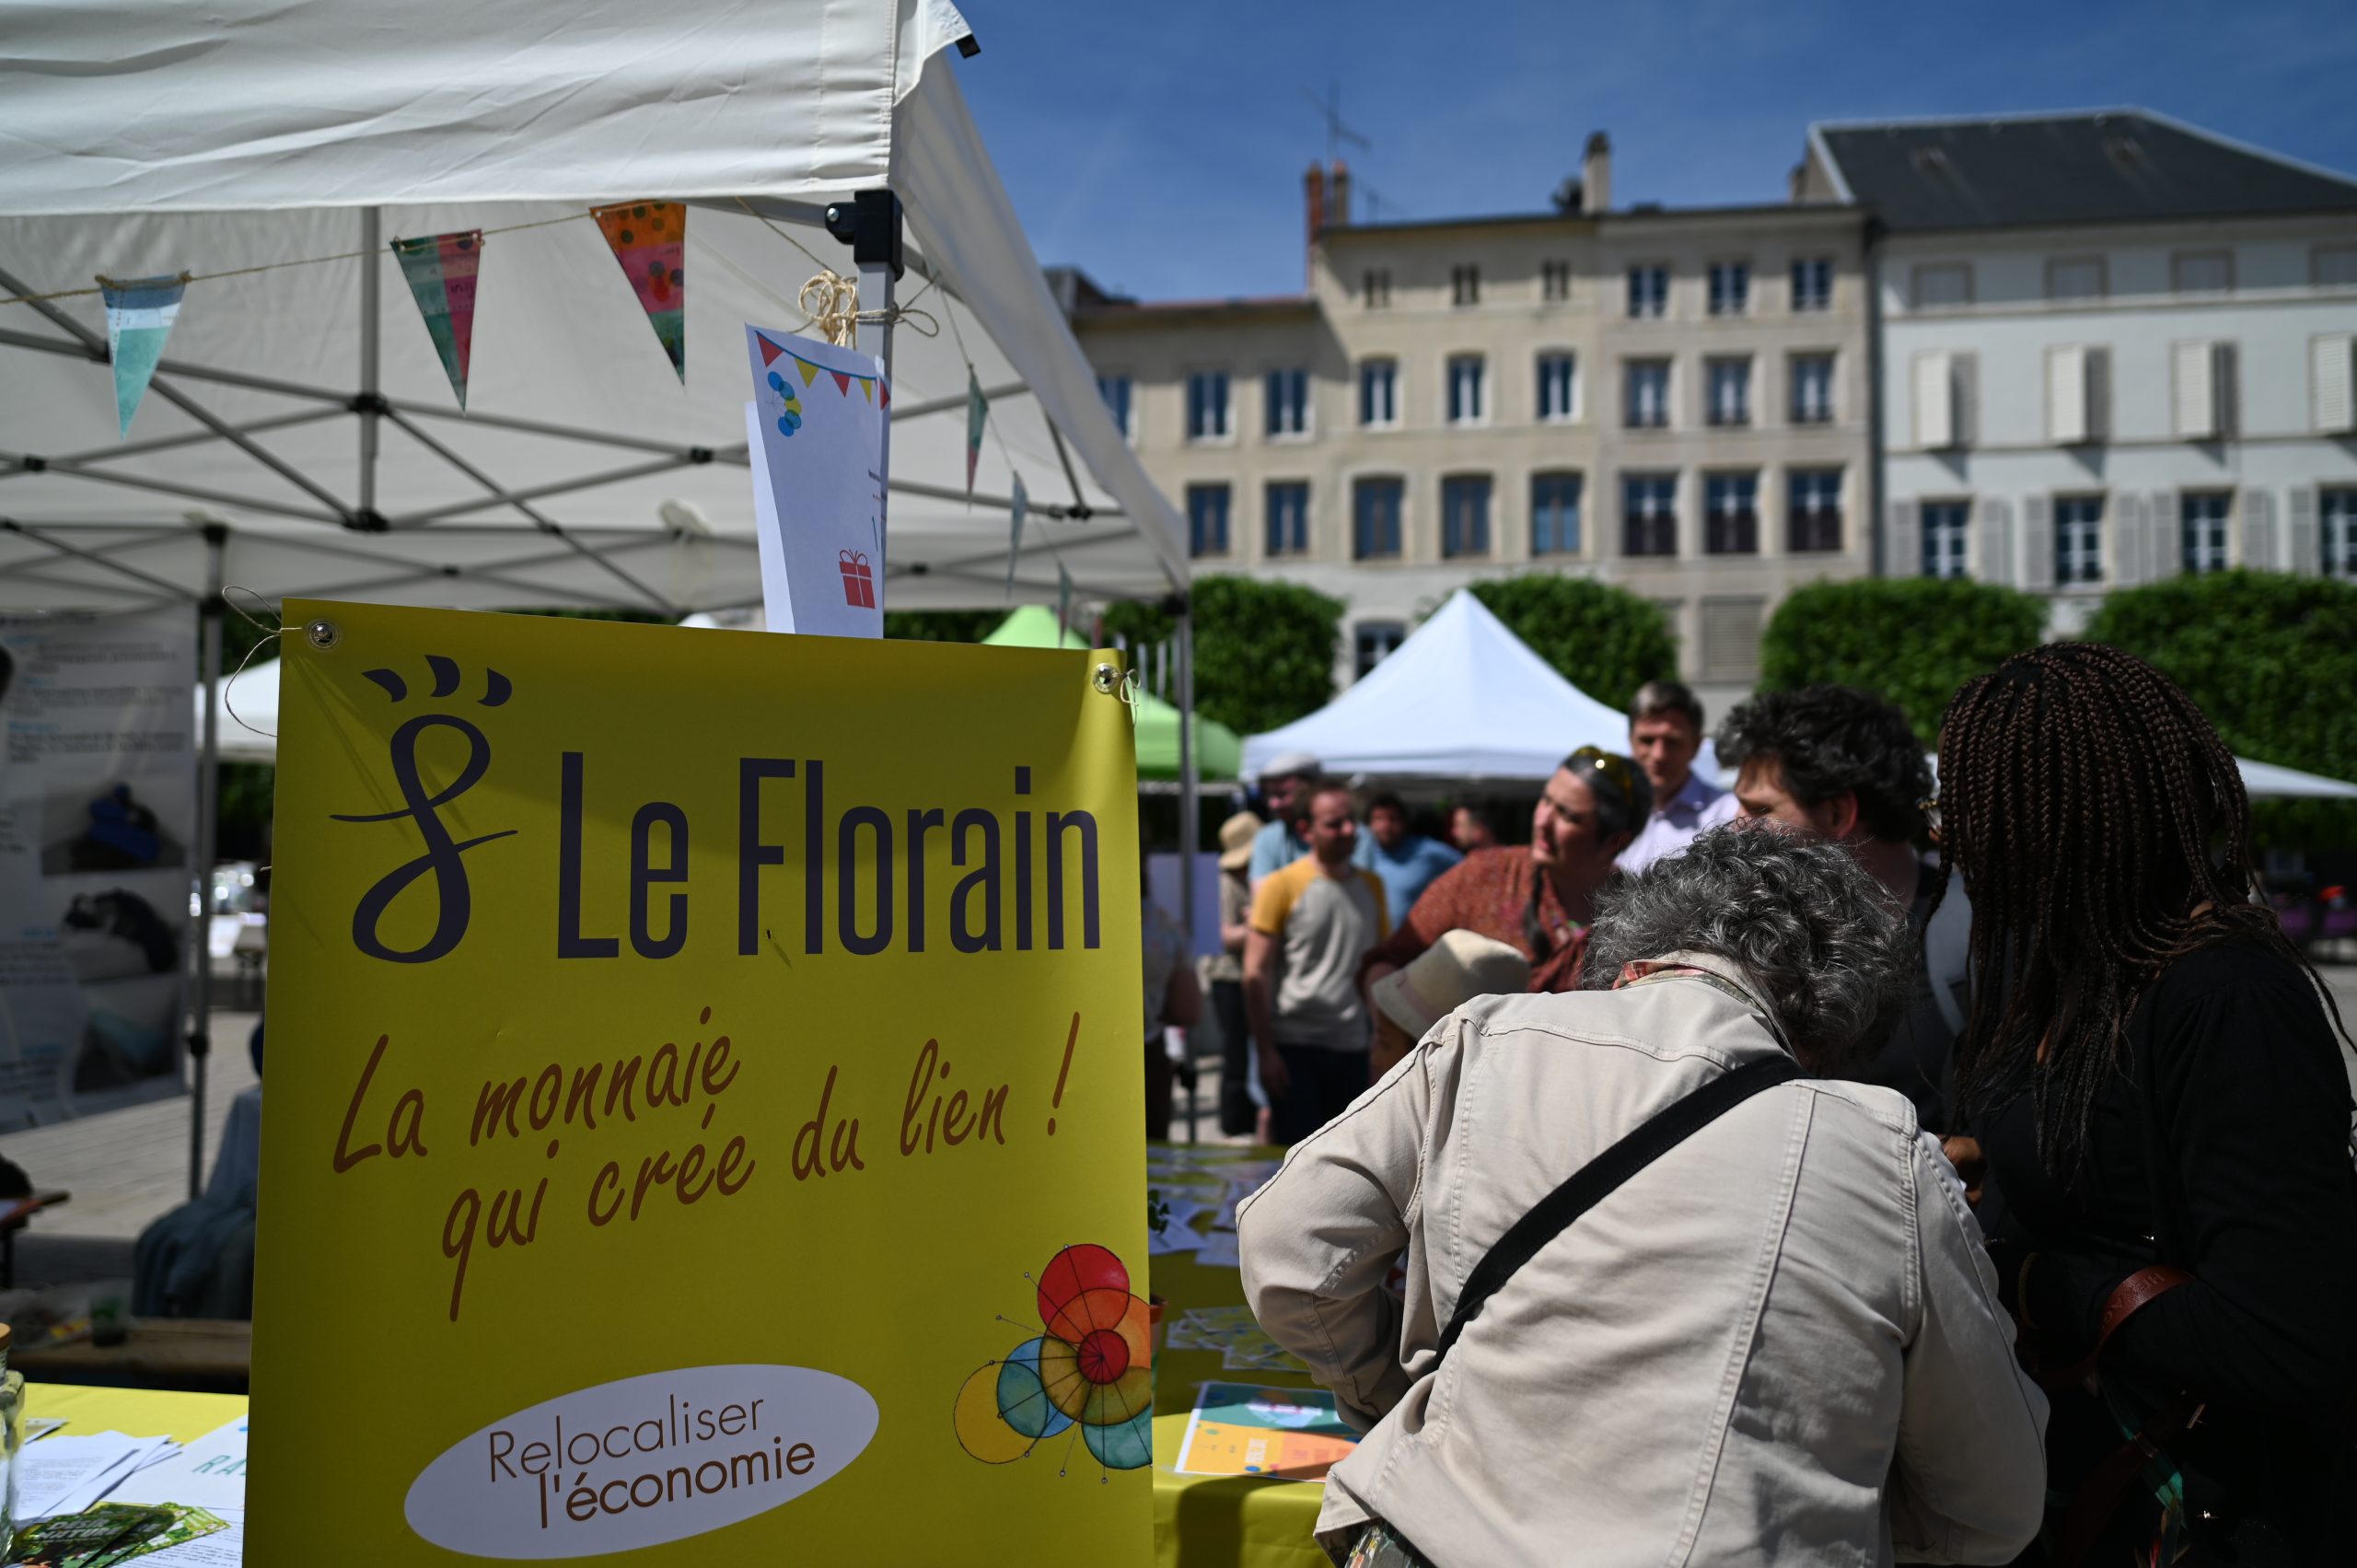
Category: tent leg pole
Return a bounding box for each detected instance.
[1177,604,1198,1144]
[858,258,896,584]
[189,525,226,1202]
[359,207,382,524]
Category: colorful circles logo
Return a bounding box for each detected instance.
[954,1244,1153,1473]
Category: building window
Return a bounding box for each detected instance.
[1702,471,1759,555]
[1187,483,1230,557]
[1624,359,1670,429]
[2324,488,2357,578]
[1537,353,1578,422]
[1626,263,1667,319]
[1622,472,1678,556]
[1358,359,1399,428]
[1922,501,1970,578]
[1707,261,1750,316]
[1265,366,1309,437]
[1186,371,1229,440]
[1441,475,1492,558]
[1096,375,1132,438]
[1788,468,1842,553]
[1451,264,1480,307]
[1531,471,1583,556]
[2056,495,2105,585]
[1363,268,1392,308]
[2181,493,2230,575]
[1541,260,1572,301]
[1912,262,1972,309]
[1353,476,1403,560]
[1354,622,1406,679]
[2047,256,2107,302]
[1265,481,1310,557]
[1699,598,1765,683]
[2316,247,2357,287]
[2172,250,2234,296]
[1446,354,1486,424]
[1791,257,1832,311]
[1705,357,1751,427]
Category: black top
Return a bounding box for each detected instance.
[1817,111,2357,232]
[1851,860,1968,1132]
[1978,939,2357,1550]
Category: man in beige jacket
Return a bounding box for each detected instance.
[1239,829,2046,1567]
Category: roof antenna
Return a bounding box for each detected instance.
[1302,82,1371,169]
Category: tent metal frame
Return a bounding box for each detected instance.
[1,199,1203,1188]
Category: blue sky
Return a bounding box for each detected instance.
[951,0,2357,302]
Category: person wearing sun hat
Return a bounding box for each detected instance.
[1207,810,1265,1135]
[1366,931,1529,1079]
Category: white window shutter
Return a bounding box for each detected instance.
[2213,343,2239,437]
[2316,335,2356,434]
[1915,352,1953,447]
[2174,341,2215,438]
[2289,485,2319,575]
[1955,354,1979,447]
[2148,492,2177,579]
[1978,497,2013,584]
[2021,495,2054,590]
[2049,346,2087,443]
[2114,494,2146,587]
[2241,488,2274,571]
[1887,500,1917,577]
[2086,347,2110,442]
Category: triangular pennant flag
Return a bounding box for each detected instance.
[99,273,186,436]
[1056,563,1074,642]
[796,358,821,389]
[965,370,989,500]
[389,230,483,409]
[859,377,873,404]
[591,202,685,380]
[1005,474,1028,600]
[755,332,788,366]
[878,379,890,411]
[830,369,852,396]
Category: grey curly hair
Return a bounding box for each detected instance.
[1582,827,1917,1073]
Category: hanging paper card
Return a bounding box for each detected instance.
[592,202,686,379]
[99,273,186,436]
[389,231,483,409]
[746,326,888,637]
[965,370,989,498]
[1004,474,1028,599]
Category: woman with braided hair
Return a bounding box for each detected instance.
[1937,642,2357,1565]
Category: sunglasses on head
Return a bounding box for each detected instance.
[1569,745,1638,798]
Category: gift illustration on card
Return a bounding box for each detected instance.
[743,326,888,638]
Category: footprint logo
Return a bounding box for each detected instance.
[765,370,805,437]
[331,656,517,964]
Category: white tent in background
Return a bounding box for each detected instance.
[2236,758,2357,800]
[1242,590,1641,783]
[7,0,1209,1194]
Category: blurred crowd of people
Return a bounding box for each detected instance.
[1143,650,2357,1567]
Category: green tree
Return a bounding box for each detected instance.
[1468,575,1678,713]
[2085,570,2357,849]
[1759,577,2047,738]
[882,609,1004,644]
[1103,575,1342,737]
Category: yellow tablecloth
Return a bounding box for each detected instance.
[1149,1164,1329,1568]
[25,1381,248,1446]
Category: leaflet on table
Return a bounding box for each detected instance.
[1174,1383,1358,1481]
[130,1508,244,1565]
[107,1417,247,1514]
[16,1432,179,1518]
[1194,1230,1242,1267]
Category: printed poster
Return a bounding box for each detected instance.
[0,607,195,1129]
[745,328,888,639]
[1175,1383,1358,1481]
[252,603,1147,1563]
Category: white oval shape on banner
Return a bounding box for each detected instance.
[404,1364,879,1558]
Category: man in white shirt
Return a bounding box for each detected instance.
[1615,679,1737,876]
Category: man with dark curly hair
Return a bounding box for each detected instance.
[1714,684,1970,1131]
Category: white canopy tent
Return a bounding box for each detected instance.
[5,0,1206,1192]
[1242,590,1650,784]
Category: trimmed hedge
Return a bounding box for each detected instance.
[1103,575,1344,738]
[1467,575,1678,714]
[1759,577,2048,739]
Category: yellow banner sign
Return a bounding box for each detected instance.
[252,603,1147,1562]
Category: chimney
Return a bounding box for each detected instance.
[1788,161,1805,203]
[1304,162,1328,273]
[1328,160,1352,227]
[1581,131,1611,214]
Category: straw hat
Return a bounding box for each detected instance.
[1371,931,1531,1040]
[1217,810,1264,872]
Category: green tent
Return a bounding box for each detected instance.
[982,606,1241,781]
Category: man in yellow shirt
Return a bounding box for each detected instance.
[1244,783,1389,1145]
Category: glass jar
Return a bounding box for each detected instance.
[0,1321,21,1557]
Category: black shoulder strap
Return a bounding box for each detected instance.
[1430,1053,1804,1372]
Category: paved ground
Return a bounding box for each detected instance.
[6,967,2355,1288]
